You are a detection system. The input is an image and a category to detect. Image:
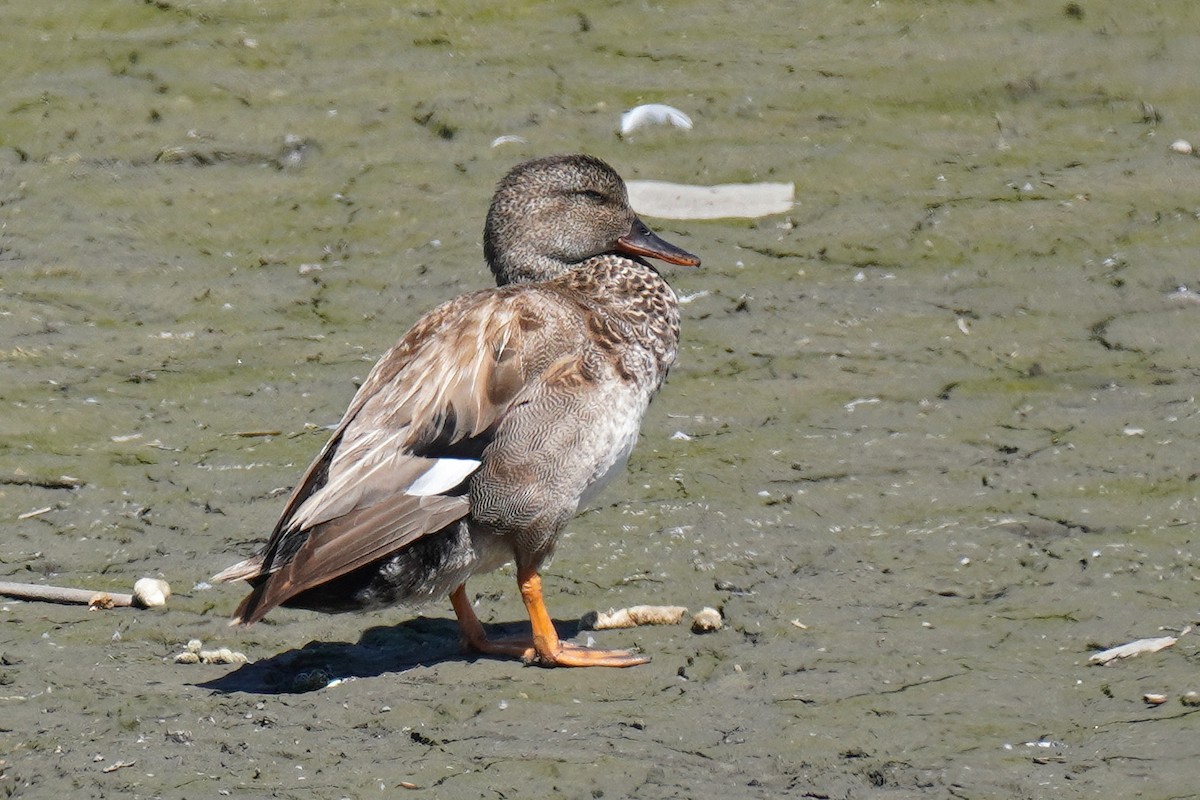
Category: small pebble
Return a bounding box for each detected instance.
[1181,691,1200,707]
[1143,692,1168,705]
[1169,139,1194,155]
[691,607,723,633]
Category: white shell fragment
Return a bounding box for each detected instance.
[627,180,794,220]
[1169,139,1194,155]
[580,605,688,630]
[619,104,693,135]
[1089,635,1177,665]
[1143,692,1168,705]
[691,607,723,633]
[132,578,171,608]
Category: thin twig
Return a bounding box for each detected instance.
[0,581,134,608]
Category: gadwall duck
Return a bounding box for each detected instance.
[213,154,700,667]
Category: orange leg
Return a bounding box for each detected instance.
[450,583,535,661]
[448,576,649,668]
[517,569,649,667]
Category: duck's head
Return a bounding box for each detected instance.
[484,154,700,286]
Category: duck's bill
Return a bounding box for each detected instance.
[617,217,701,267]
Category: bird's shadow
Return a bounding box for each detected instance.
[196,615,584,695]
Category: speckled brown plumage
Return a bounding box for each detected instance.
[213,154,700,667]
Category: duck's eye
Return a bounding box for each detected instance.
[578,189,606,203]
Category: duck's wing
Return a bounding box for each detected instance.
[218,288,541,623]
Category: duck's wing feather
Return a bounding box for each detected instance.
[221,288,543,623]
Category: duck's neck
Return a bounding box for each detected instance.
[488,247,572,286]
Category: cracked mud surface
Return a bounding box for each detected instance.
[3,2,1200,797]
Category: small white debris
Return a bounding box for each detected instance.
[1022,739,1064,749]
[691,607,723,633]
[580,605,689,629]
[173,638,248,665]
[1143,692,1168,705]
[490,135,527,147]
[132,578,171,608]
[620,103,693,135]
[1122,427,1145,436]
[1168,285,1200,304]
[844,397,881,412]
[1089,635,1177,665]
[670,431,693,441]
[1169,139,1194,155]
[956,317,971,335]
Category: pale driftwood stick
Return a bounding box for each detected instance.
[0,581,134,608]
[1089,635,1178,665]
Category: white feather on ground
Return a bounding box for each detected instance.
[619,104,693,134]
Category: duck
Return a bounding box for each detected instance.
[213,154,700,667]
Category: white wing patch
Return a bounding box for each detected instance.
[405,457,482,497]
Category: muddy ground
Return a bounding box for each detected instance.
[3,1,1200,797]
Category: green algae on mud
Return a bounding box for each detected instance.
[4,1,1200,798]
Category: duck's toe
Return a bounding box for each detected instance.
[527,642,650,668]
